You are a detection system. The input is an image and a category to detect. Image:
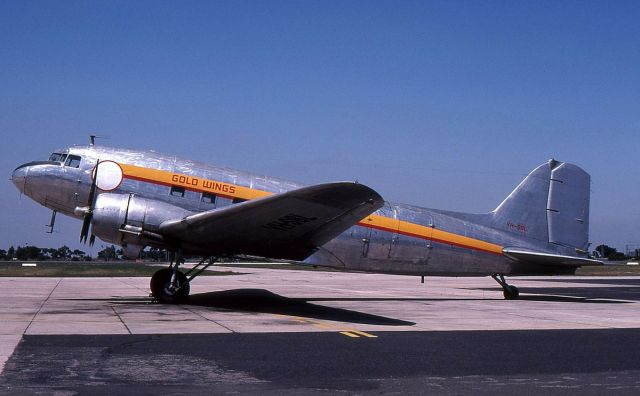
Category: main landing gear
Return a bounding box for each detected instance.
[150,253,218,303]
[491,274,520,300]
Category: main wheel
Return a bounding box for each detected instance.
[503,285,520,300]
[150,268,190,303]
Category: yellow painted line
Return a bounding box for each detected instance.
[348,330,378,338]
[116,162,504,255]
[275,315,377,339]
[308,322,336,330]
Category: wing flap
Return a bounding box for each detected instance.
[503,248,602,267]
[159,182,383,260]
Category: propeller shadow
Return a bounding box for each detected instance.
[186,288,416,326]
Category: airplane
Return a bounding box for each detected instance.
[11,141,601,303]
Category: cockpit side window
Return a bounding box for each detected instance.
[49,153,67,163]
[65,155,82,168]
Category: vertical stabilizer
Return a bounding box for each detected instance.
[490,160,591,251]
[491,161,552,243]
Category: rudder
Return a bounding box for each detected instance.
[546,161,590,251]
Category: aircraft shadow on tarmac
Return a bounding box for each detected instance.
[186,288,416,326]
[479,286,638,303]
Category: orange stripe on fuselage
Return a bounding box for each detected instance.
[117,163,503,256]
[359,214,503,255]
[119,163,271,200]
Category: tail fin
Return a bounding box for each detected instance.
[490,159,590,251]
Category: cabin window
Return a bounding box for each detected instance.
[216,197,232,208]
[170,186,185,197]
[201,192,216,204]
[65,155,81,168]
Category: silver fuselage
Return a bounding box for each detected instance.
[12,146,584,276]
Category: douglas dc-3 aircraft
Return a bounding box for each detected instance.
[11,142,601,302]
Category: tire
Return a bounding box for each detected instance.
[150,268,190,303]
[503,285,520,300]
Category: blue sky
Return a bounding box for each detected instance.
[1,0,639,254]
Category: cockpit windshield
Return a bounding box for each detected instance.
[65,155,81,168]
[49,153,68,163]
[48,152,81,168]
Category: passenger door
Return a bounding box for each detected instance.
[389,208,432,264]
[361,203,396,259]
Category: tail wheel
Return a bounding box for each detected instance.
[492,274,520,300]
[150,268,190,303]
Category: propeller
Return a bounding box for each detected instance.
[80,160,100,244]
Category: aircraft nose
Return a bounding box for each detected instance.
[11,164,29,193]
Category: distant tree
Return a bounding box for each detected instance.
[14,247,24,260]
[594,244,617,259]
[608,251,628,261]
[56,246,72,260]
[97,245,118,261]
[141,247,168,262]
[41,248,56,260]
[70,249,88,261]
[7,246,15,260]
[15,245,43,260]
[0,245,95,261]
[593,244,628,261]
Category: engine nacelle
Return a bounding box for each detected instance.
[91,193,192,256]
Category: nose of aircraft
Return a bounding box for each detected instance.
[11,164,29,193]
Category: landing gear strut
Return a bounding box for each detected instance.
[491,274,520,300]
[150,254,218,303]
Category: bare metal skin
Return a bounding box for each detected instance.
[12,144,600,301]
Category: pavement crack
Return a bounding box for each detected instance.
[111,306,132,334]
[116,277,151,294]
[181,305,235,332]
[24,278,62,334]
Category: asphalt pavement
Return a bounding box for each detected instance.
[1,267,640,394]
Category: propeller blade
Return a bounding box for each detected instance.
[80,215,91,243]
[80,160,100,243]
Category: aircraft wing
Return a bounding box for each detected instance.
[503,248,603,267]
[159,182,384,260]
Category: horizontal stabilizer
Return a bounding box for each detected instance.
[503,248,602,267]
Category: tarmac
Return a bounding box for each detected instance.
[1,266,640,394]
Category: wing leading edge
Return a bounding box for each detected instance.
[159,182,384,260]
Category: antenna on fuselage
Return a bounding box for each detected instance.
[89,134,109,146]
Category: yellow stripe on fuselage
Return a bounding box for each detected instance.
[360,214,502,255]
[117,163,503,256]
[119,163,271,200]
